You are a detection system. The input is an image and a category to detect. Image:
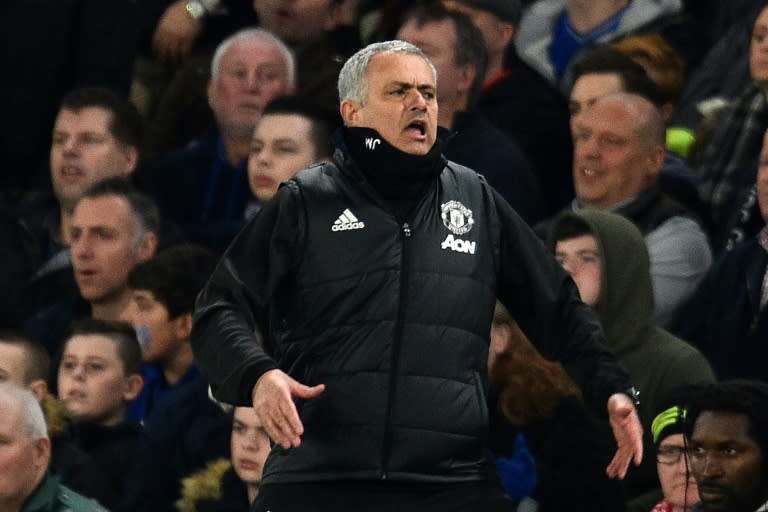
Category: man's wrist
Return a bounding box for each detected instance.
[623,386,641,407]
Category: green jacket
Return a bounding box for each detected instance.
[22,473,108,512]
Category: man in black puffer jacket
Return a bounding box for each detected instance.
[192,40,643,512]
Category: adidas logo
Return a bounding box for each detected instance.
[331,208,365,232]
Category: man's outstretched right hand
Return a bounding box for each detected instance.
[251,369,325,449]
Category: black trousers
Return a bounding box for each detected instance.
[251,481,518,512]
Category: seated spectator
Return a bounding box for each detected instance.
[24,178,160,354]
[0,330,110,503]
[683,380,768,512]
[695,3,768,251]
[145,0,352,158]
[246,96,336,214]
[122,378,231,512]
[175,406,271,511]
[0,1,139,202]
[151,28,295,253]
[612,34,687,129]
[397,2,544,224]
[548,209,715,509]
[19,87,145,333]
[489,303,626,511]
[442,0,574,216]
[0,382,107,511]
[671,128,768,380]
[515,0,683,89]
[56,319,145,510]
[124,243,217,422]
[567,46,702,220]
[649,392,701,512]
[542,92,712,325]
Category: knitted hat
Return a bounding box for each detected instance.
[452,0,522,25]
[651,405,686,445]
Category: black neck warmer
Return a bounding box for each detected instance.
[342,127,447,202]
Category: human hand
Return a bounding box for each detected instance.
[251,369,325,449]
[605,392,643,479]
[152,0,203,62]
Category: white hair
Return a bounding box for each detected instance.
[210,28,296,88]
[0,382,47,440]
[337,40,437,105]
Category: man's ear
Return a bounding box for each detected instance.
[27,379,48,403]
[33,436,51,469]
[136,232,158,262]
[173,312,193,341]
[206,80,216,110]
[123,374,144,402]
[646,144,666,182]
[122,145,140,174]
[340,100,361,126]
[458,62,477,95]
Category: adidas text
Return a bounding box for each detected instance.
[332,209,365,232]
[441,234,476,254]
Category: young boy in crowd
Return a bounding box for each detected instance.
[246,95,336,211]
[125,243,218,422]
[57,318,144,510]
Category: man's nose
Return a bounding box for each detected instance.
[408,89,428,110]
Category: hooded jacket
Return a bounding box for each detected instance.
[516,0,683,87]
[549,210,715,507]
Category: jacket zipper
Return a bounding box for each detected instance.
[380,222,412,479]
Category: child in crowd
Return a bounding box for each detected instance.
[57,318,144,510]
[175,406,271,512]
[125,243,217,422]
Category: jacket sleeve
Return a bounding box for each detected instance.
[191,183,304,406]
[491,189,631,413]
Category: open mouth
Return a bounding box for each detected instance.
[406,120,426,138]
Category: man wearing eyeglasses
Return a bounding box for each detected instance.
[683,380,768,512]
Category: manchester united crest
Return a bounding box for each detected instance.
[441,200,474,235]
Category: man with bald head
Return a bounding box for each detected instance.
[566,92,711,324]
